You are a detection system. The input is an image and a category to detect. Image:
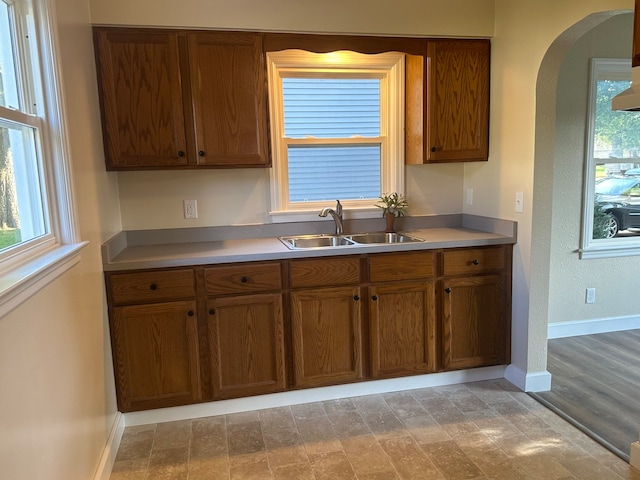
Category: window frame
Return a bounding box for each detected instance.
[580,57,640,259]
[0,0,85,318]
[266,49,405,222]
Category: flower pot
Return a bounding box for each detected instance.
[385,212,396,233]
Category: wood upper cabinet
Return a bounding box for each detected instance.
[440,246,511,370]
[406,39,490,164]
[106,268,201,412]
[188,32,269,167]
[368,251,437,378]
[289,257,363,387]
[93,27,270,170]
[205,263,286,399]
[94,29,189,169]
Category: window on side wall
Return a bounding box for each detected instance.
[581,58,640,259]
[0,0,83,316]
[266,50,405,221]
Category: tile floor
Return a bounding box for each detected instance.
[109,379,640,480]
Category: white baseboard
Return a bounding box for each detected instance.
[548,315,640,339]
[124,366,507,426]
[631,442,640,470]
[505,364,552,392]
[93,412,125,480]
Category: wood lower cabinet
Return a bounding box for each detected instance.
[206,294,286,399]
[105,244,512,411]
[107,268,201,412]
[369,282,436,378]
[205,263,286,398]
[441,246,511,370]
[290,286,363,387]
[289,257,363,387]
[112,300,202,412]
[368,251,437,378]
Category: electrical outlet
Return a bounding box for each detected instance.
[585,287,596,304]
[515,192,524,213]
[466,188,473,205]
[184,199,198,219]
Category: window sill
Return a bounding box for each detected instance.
[579,241,640,259]
[0,241,89,319]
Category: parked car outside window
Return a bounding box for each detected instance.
[595,177,640,238]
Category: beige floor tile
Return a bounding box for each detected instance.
[272,462,315,480]
[188,456,230,480]
[421,440,485,480]
[229,451,272,480]
[384,391,428,418]
[402,413,452,445]
[296,414,343,455]
[226,421,265,456]
[153,420,191,451]
[108,380,638,480]
[309,450,357,480]
[379,434,445,480]
[362,411,407,439]
[340,434,394,476]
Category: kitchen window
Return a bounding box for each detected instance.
[0,0,83,316]
[266,50,405,220]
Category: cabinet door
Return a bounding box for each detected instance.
[188,32,270,167]
[94,28,189,169]
[291,287,363,387]
[441,275,508,370]
[112,300,201,411]
[369,282,436,378]
[207,294,286,399]
[426,39,489,162]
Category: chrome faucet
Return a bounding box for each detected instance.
[319,200,344,236]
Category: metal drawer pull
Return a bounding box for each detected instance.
[149,284,158,290]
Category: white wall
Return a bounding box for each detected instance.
[0,0,121,478]
[550,14,635,325]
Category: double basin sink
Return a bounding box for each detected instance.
[279,232,425,250]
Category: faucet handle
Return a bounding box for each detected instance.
[336,200,342,216]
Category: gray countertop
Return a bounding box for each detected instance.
[102,214,517,271]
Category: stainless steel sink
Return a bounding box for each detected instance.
[279,232,425,249]
[345,232,425,244]
[279,234,357,249]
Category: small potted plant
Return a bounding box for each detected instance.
[376,192,409,233]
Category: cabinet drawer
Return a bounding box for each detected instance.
[369,251,435,283]
[109,269,196,305]
[290,257,360,288]
[205,263,282,295]
[442,246,506,276]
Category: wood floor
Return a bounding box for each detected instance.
[530,329,640,462]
